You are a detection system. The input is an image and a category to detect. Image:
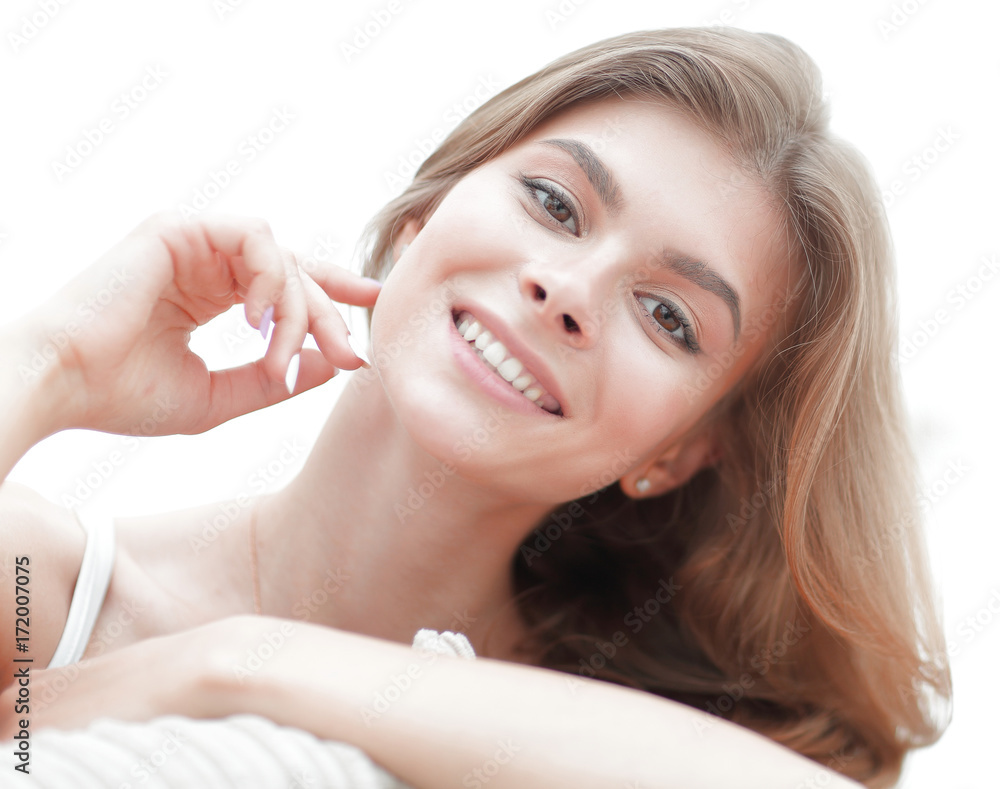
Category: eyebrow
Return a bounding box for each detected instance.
[538,137,743,341]
[656,252,742,341]
[538,138,624,216]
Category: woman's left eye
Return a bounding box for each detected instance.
[521,177,579,235]
[637,296,699,353]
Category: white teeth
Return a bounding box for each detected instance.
[483,340,507,367]
[462,320,482,341]
[497,357,523,382]
[454,310,561,415]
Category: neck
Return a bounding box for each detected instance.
[255,367,554,662]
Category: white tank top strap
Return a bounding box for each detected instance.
[46,509,116,669]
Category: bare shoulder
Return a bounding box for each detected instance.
[80,496,260,661]
[0,481,86,687]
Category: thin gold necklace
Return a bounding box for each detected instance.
[248,503,262,616]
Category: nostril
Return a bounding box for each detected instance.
[534,284,547,301]
[562,314,580,333]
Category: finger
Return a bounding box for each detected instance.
[298,270,368,371]
[304,260,382,307]
[174,214,288,328]
[262,249,310,387]
[199,349,338,429]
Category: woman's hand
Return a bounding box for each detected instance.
[0,617,252,737]
[25,211,381,437]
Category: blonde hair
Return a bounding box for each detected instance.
[358,28,951,787]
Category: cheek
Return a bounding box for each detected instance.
[588,351,715,459]
[423,179,529,269]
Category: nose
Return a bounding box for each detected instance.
[518,257,610,350]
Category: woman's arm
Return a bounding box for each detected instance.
[14,616,861,789]
[0,320,73,484]
[227,618,861,789]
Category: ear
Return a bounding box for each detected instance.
[392,219,422,263]
[621,432,722,499]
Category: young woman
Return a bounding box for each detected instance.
[0,27,950,788]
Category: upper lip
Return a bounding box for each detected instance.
[455,301,568,417]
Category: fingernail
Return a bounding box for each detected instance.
[363,276,383,287]
[260,305,274,340]
[347,334,371,368]
[285,353,300,394]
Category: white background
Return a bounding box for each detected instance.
[1,0,997,785]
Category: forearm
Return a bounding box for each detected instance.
[214,618,862,789]
[0,320,70,483]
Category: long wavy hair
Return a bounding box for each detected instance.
[357,27,951,787]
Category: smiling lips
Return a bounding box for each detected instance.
[453,310,563,415]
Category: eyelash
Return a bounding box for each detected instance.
[520,175,580,236]
[637,295,700,354]
[519,175,700,355]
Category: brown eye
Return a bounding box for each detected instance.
[523,178,578,235]
[651,303,681,332]
[540,191,571,223]
[637,295,698,353]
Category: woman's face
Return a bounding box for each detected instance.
[370,96,793,504]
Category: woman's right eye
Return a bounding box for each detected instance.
[520,176,580,235]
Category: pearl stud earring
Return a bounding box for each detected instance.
[635,477,651,494]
